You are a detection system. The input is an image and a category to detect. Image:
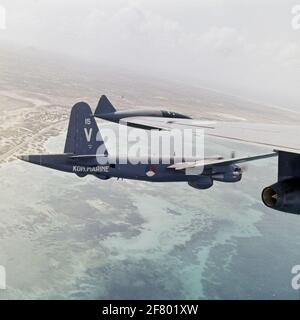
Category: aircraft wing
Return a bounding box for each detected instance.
[120,117,216,131]
[121,117,300,152]
[121,117,300,214]
[168,152,278,170]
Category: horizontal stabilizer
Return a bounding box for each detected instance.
[68,154,107,159]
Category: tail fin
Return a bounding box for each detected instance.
[64,102,107,156]
[95,95,116,115]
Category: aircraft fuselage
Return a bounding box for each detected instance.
[19,154,242,186]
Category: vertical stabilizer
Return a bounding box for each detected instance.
[95,95,116,115]
[64,102,107,155]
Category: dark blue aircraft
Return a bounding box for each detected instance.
[93,96,300,215]
[19,101,276,190]
[94,95,191,121]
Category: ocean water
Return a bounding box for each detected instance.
[0,134,299,299]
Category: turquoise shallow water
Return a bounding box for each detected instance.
[0,134,299,299]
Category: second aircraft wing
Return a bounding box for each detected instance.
[120,117,300,152]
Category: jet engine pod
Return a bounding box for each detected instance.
[188,176,213,190]
[262,178,300,214]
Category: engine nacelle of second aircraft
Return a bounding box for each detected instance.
[262,178,300,214]
[188,177,213,190]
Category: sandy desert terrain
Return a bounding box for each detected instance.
[1,45,300,164]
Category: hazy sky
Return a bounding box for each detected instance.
[0,0,300,108]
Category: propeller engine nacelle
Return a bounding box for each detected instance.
[188,177,213,190]
[262,178,300,214]
[212,165,242,183]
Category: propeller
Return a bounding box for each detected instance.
[230,151,248,172]
[240,165,248,173]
